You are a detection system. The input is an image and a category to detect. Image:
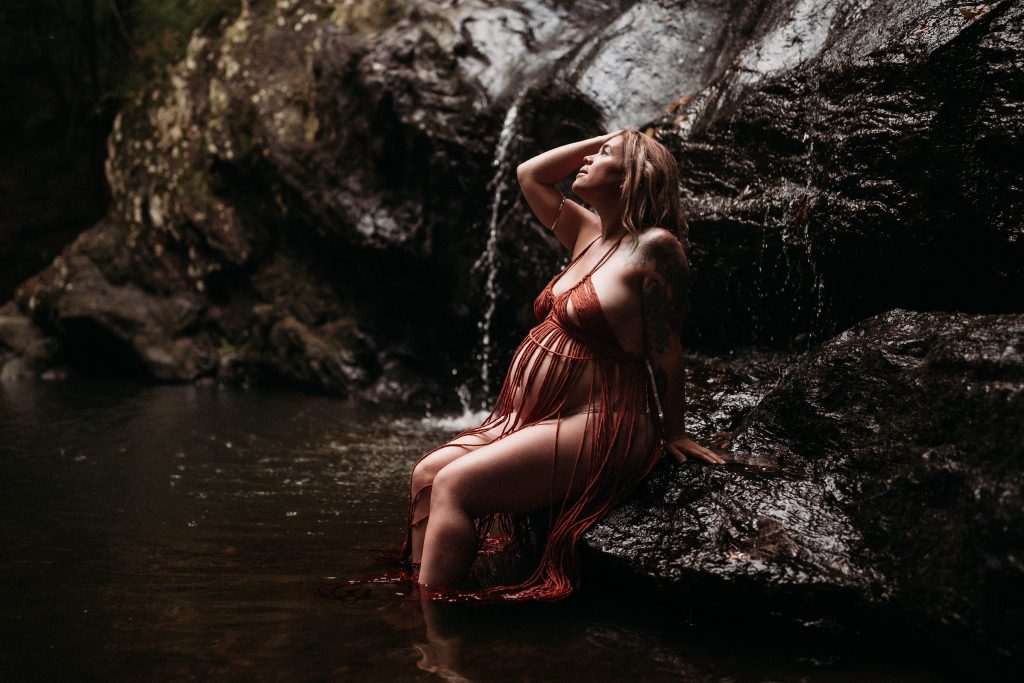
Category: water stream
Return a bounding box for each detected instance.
[470,88,528,409]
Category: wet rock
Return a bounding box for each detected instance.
[3,0,1022,398]
[440,0,1024,358]
[18,244,215,381]
[265,315,377,395]
[363,347,447,405]
[0,303,42,355]
[476,0,1023,351]
[0,302,64,380]
[215,348,248,386]
[2,2,479,400]
[0,357,34,382]
[0,305,45,358]
[654,0,1024,348]
[563,0,763,130]
[585,309,1024,662]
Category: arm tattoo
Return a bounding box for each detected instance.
[634,231,689,357]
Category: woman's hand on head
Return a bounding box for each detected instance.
[665,435,727,465]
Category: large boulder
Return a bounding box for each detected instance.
[5,0,502,401]
[584,309,1024,662]
[4,0,1022,402]
[663,0,1024,348]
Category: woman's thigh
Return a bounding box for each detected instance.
[412,413,519,485]
[430,413,597,517]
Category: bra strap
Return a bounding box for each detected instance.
[551,233,625,292]
[551,235,601,287]
[573,235,601,263]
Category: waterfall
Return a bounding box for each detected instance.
[460,89,528,414]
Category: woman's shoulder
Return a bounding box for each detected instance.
[631,227,687,270]
[639,226,682,246]
[616,228,686,290]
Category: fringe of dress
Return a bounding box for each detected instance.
[400,237,666,602]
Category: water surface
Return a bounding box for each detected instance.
[0,378,954,681]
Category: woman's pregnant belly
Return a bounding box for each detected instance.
[505,323,604,418]
[505,324,658,463]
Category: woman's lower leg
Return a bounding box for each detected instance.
[410,484,431,564]
[418,490,477,588]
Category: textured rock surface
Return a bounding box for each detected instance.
[585,309,1024,661]
[668,0,1024,348]
[6,0,495,401]
[3,0,1021,397]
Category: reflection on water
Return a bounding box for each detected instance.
[0,378,952,681]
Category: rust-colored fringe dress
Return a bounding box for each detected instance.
[401,233,667,602]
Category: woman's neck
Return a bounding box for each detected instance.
[598,210,626,242]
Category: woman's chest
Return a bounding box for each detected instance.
[551,264,645,358]
[584,268,644,340]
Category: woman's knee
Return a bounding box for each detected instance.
[411,445,468,494]
[429,465,467,512]
[411,458,439,495]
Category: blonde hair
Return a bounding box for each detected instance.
[616,129,688,244]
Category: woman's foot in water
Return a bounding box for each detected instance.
[412,640,472,683]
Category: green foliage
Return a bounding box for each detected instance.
[99,0,243,104]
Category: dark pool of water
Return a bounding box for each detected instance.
[0,378,958,681]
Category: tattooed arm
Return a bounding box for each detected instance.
[636,228,725,465]
[637,229,689,437]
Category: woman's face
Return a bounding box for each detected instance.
[572,135,626,201]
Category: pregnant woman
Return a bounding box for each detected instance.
[402,128,725,601]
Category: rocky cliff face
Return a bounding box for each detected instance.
[673,0,1024,348]
[3,0,1019,398]
[585,309,1024,662]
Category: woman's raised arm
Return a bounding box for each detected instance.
[516,131,622,252]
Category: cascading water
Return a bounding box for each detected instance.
[455,89,529,419]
